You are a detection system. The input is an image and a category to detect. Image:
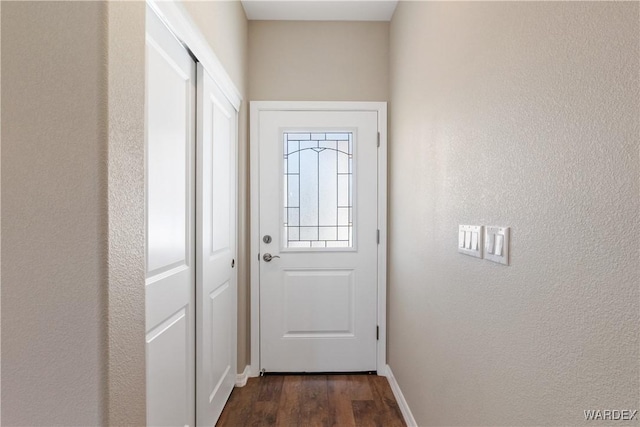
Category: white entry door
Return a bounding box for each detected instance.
[145,6,196,426]
[195,63,237,426]
[256,106,382,372]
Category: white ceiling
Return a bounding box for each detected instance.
[241,0,398,22]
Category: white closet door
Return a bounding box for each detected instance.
[145,6,196,426]
[196,63,238,426]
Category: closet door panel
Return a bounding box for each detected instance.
[145,6,196,426]
[196,63,238,427]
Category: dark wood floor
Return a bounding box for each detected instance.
[216,374,406,427]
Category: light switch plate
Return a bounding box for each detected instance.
[484,226,510,265]
[458,225,483,258]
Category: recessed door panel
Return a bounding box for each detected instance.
[283,270,354,336]
[210,100,232,256]
[208,282,231,400]
[146,308,190,427]
[146,23,191,275]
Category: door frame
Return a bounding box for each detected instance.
[249,101,388,376]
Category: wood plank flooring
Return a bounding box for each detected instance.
[216,374,406,427]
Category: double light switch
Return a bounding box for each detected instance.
[458,225,483,258]
[484,226,509,265]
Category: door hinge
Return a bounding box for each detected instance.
[377,132,380,147]
[376,326,379,340]
[376,229,380,244]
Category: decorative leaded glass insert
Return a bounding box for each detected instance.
[283,132,353,248]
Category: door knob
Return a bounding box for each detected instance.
[262,253,280,262]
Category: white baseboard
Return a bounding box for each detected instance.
[249,364,261,378]
[385,364,418,427]
[235,365,250,387]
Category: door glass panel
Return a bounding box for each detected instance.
[283,132,353,249]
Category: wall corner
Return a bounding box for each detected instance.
[106,1,147,425]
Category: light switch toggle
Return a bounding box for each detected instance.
[471,232,479,250]
[458,225,483,258]
[495,235,504,256]
[485,233,495,255]
[464,231,472,249]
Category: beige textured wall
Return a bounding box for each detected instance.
[389,2,639,426]
[107,2,146,425]
[182,0,250,372]
[249,20,389,101]
[2,2,108,424]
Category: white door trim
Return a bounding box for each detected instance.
[146,0,242,111]
[250,101,388,377]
